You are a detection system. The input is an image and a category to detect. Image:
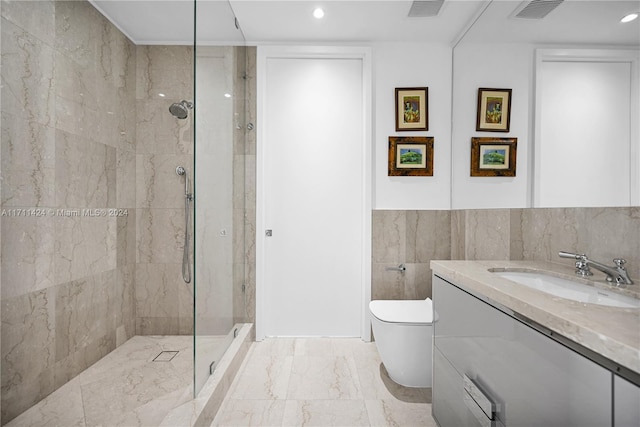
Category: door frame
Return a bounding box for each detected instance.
[255,45,372,341]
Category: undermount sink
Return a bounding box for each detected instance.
[493,271,640,309]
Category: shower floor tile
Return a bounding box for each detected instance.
[5,335,225,427]
[8,336,435,426]
[212,338,436,427]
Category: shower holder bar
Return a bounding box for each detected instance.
[176,165,192,284]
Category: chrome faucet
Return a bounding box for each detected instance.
[559,251,634,286]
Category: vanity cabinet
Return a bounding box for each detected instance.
[614,375,640,426]
[433,274,613,427]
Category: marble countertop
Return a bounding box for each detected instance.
[430,260,640,375]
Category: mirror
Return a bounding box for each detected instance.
[451,0,640,209]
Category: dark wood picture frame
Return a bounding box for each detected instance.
[470,137,517,177]
[476,88,512,132]
[395,87,429,131]
[388,136,434,176]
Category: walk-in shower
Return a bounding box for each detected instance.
[0,0,251,424]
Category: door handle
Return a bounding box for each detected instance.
[265,229,273,237]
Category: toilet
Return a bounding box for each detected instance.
[369,298,433,388]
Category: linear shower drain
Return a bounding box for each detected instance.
[153,351,179,362]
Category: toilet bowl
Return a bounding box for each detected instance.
[369,298,433,388]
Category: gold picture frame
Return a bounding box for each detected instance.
[470,137,517,177]
[395,87,428,131]
[476,88,512,132]
[388,136,434,176]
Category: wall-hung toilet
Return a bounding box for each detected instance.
[369,298,433,388]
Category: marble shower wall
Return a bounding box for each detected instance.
[242,47,257,331]
[0,1,137,423]
[233,46,257,327]
[134,45,252,336]
[134,45,194,335]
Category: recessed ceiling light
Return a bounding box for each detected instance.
[621,13,638,23]
[158,93,166,98]
[224,93,232,98]
[313,8,325,19]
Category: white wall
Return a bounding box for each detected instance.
[372,42,452,210]
[451,43,533,209]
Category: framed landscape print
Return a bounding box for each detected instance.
[470,137,517,177]
[476,88,512,132]
[395,87,428,131]
[388,136,434,176]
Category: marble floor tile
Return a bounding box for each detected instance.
[80,361,188,426]
[214,399,286,426]
[293,337,362,357]
[287,355,362,400]
[252,337,297,356]
[227,346,293,400]
[364,399,437,427]
[213,338,435,427]
[4,378,86,427]
[11,335,435,426]
[4,335,221,427]
[282,400,370,426]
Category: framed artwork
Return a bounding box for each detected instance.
[388,136,434,176]
[470,137,517,177]
[476,88,512,132]
[395,87,428,131]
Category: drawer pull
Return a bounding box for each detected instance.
[463,375,496,422]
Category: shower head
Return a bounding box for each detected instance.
[169,100,193,119]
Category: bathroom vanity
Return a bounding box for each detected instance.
[430,260,640,427]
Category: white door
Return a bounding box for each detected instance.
[534,50,639,207]
[257,47,371,338]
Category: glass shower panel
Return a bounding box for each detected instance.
[194,1,247,395]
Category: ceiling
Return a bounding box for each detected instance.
[464,0,640,45]
[90,0,640,46]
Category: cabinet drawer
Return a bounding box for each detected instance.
[434,347,505,427]
[433,275,612,427]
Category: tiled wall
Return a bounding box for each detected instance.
[456,207,640,281]
[373,207,640,301]
[372,211,451,301]
[134,46,253,336]
[243,48,257,331]
[134,45,194,335]
[1,1,137,422]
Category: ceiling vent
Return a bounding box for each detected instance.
[408,0,445,18]
[512,0,564,19]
